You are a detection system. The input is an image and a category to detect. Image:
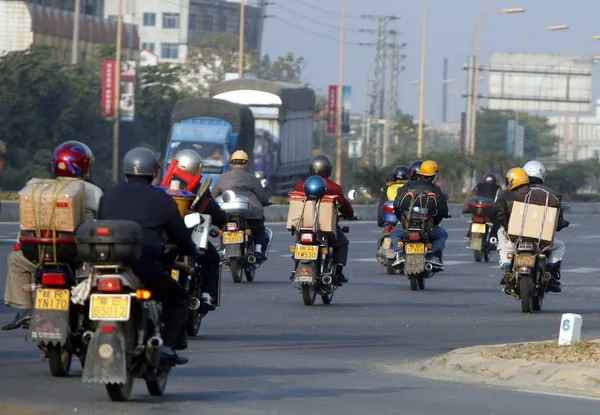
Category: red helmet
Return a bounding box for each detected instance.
[52,141,94,178]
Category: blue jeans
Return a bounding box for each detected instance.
[390,225,448,254]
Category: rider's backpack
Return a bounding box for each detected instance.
[397,189,439,231]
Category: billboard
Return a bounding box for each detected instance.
[120,61,136,122]
[101,60,115,119]
[327,85,352,135]
[348,139,362,159]
[487,53,594,113]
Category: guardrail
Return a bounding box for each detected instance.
[0,201,594,224]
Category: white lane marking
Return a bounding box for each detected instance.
[519,389,600,401]
[563,268,600,273]
[580,235,600,239]
[352,258,471,266]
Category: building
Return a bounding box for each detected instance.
[104,0,262,64]
[0,0,139,64]
[27,0,105,17]
[548,111,600,163]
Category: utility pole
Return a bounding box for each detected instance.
[442,57,448,122]
[256,0,268,77]
[238,0,246,78]
[384,32,398,164]
[416,0,428,158]
[112,0,123,183]
[335,0,347,185]
[71,0,81,65]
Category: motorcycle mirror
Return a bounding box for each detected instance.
[222,190,236,203]
[562,203,571,212]
[261,179,268,188]
[184,212,202,229]
[347,189,358,200]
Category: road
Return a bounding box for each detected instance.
[1,216,600,414]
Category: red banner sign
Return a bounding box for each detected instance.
[327,85,337,135]
[101,60,116,119]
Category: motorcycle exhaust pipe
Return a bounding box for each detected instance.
[247,254,257,264]
[425,263,433,272]
[322,275,332,285]
[489,237,498,244]
[189,297,201,311]
[82,330,94,345]
[504,272,514,283]
[146,336,163,368]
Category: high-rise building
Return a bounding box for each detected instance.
[104,0,261,64]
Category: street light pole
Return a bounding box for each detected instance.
[416,0,428,158]
[335,0,347,185]
[569,35,600,54]
[71,0,81,65]
[112,0,123,183]
[238,0,246,78]
[519,25,569,52]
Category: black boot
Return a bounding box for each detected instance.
[334,264,349,285]
[1,309,32,331]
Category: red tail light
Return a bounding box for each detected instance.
[409,232,420,241]
[226,222,238,231]
[301,233,314,243]
[97,278,123,292]
[383,205,395,213]
[41,230,55,237]
[41,272,66,286]
[472,216,487,223]
[101,325,115,334]
[13,243,21,251]
[384,225,395,234]
[96,228,111,236]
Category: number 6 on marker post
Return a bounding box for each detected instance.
[558,313,582,346]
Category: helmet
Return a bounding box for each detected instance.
[420,160,439,178]
[231,150,249,165]
[408,160,423,180]
[523,160,546,183]
[392,165,409,181]
[309,155,332,178]
[303,175,327,199]
[51,140,94,178]
[173,149,202,175]
[483,172,497,184]
[123,147,160,177]
[505,167,529,191]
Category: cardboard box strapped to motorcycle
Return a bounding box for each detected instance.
[19,178,86,232]
[507,187,561,245]
[286,191,337,233]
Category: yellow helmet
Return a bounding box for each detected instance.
[231,150,249,165]
[505,167,529,190]
[420,160,439,177]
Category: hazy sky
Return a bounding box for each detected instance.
[261,0,600,122]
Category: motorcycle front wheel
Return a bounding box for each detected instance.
[48,343,72,377]
[230,259,243,283]
[520,277,534,313]
[146,368,170,396]
[301,285,316,306]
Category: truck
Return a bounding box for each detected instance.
[163,97,255,184]
[209,78,316,195]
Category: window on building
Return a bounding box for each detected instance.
[203,13,214,33]
[142,42,156,53]
[163,13,180,29]
[143,12,156,26]
[189,13,197,30]
[161,43,179,60]
[108,14,117,24]
[218,15,227,32]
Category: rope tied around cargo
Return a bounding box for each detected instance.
[516,188,560,255]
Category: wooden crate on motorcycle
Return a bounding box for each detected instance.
[507,188,560,245]
[19,178,86,232]
[286,191,337,233]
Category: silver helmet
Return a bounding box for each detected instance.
[173,149,203,176]
[523,160,546,183]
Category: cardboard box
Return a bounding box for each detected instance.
[19,178,86,232]
[507,201,558,244]
[286,191,337,233]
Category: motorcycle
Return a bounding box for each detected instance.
[289,190,359,306]
[18,230,92,377]
[77,220,173,401]
[216,190,273,283]
[376,201,399,274]
[466,196,497,263]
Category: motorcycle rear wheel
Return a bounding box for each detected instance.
[146,368,170,396]
[186,309,202,337]
[230,260,243,283]
[106,373,134,401]
[48,343,72,377]
[386,259,395,275]
[301,285,316,305]
[474,250,482,263]
[409,277,418,291]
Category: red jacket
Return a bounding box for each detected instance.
[295,177,354,219]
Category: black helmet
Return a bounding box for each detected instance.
[392,165,409,181]
[408,160,423,180]
[309,155,332,178]
[123,147,159,177]
[483,172,497,184]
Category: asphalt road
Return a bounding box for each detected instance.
[1,216,600,414]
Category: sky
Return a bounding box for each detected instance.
[260,0,600,122]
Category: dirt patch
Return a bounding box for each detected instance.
[482,339,600,364]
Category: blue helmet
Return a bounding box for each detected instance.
[303,175,327,200]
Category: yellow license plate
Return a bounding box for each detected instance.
[406,243,425,254]
[515,254,536,267]
[382,238,391,249]
[171,269,179,281]
[35,289,70,311]
[223,231,244,244]
[294,245,319,260]
[471,223,487,233]
[89,294,131,321]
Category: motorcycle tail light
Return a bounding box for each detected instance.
[40,230,55,237]
[41,272,66,286]
[97,277,123,292]
[226,222,238,231]
[95,228,111,236]
[101,325,115,334]
[409,232,420,241]
[301,233,314,243]
[13,243,21,251]
[472,216,487,223]
[384,225,396,234]
[383,205,395,213]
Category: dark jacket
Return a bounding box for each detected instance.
[393,179,448,226]
[212,168,269,219]
[492,187,523,230]
[296,177,354,219]
[96,178,197,259]
[528,178,569,232]
[462,182,500,214]
[195,189,228,228]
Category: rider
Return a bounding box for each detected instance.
[97,147,195,365]
[295,155,354,285]
[523,160,569,287]
[378,165,409,227]
[168,149,226,309]
[462,172,502,240]
[212,150,270,263]
[2,141,103,331]
[391,160,449,269]
[408,160,423,181]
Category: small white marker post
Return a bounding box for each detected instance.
[558,313,582,346]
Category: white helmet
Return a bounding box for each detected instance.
[173,149,203,175]
[523,160,546,183]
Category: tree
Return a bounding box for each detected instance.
[260,53,304,83]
